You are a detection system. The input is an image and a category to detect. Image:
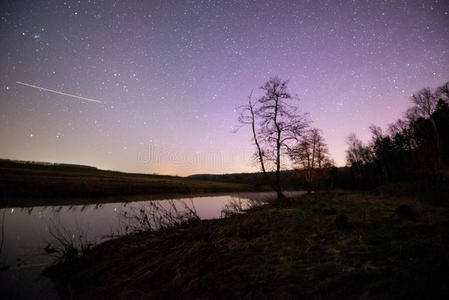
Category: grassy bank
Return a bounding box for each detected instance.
[0,159,251,207]
[46,189,449,299]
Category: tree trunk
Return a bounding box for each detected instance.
[273,94,286,203]
[249,99,269,182]
[430,117,441,173]
[275,187,289,205]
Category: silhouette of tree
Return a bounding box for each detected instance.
[289,128,333,193]
[436,81,449,102]
[433,98,449,166]
[409,88,438,119]
[344,133,376,186]
[340,81,449,188]
[236,77,309,203]
[236,90,268,175]
[345,133,373,166]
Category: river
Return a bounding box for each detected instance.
[0,191,305,299]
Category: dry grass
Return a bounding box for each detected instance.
[45,188,449,299]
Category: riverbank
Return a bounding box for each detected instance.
[0,159,251,207]
[45,189,449,299]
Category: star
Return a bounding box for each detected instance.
[0,0,447,175]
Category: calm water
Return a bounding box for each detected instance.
[0,191,305,299]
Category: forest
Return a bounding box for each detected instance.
[335,81,449,189]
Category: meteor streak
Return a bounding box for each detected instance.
[16,81,102,104]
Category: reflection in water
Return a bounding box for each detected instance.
[0,191,306,264]
[0,191,305,298]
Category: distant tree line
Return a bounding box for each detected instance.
[189,170,324,191]
[335,81,449,189]
[0,158,98,170]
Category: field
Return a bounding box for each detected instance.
[0,160,251,207]
[45,188,449,299]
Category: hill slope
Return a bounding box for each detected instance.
[0,159,251,206]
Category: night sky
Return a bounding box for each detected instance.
[1,0,448,176]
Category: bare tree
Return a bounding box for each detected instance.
[410,88,438,119]
[236,77,309,203]
[236,90,268,176]
[345,133,374,184]
[345,133,373,166]
[289,128,332,193]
